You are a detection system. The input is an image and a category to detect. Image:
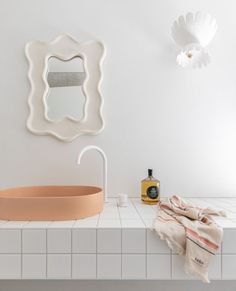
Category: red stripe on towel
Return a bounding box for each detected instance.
[186,228,219,251]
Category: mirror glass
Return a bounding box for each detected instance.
[46,57,86,121]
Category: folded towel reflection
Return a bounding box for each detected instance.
[153,195,226,283]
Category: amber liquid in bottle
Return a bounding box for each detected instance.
[141,169,160,205]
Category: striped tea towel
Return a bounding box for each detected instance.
[153,195,226,283]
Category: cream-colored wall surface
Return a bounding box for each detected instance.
[1,0,236,197]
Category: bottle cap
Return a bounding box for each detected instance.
[148,169,153,177]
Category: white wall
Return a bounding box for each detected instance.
[1,0,236,197]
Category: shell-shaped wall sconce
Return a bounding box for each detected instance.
[171,12,217,68]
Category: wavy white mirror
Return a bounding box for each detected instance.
[25,34,105,141]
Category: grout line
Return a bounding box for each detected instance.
[20,229,23,279]
[145,229,147,279]
[96,212,100,279]
[71,228,72,279]
[96,228,98,279]
[46,229,48,279]
[116,198,123,279]
[129,197,236,199]
[221,242,223,280]
[131,199,149,227]
[0,252,178,255]
[121,232,123,280]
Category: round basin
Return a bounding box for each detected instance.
[0,186,103,221]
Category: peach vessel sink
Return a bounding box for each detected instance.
[0,186,103,221]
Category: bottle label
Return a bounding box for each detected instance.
[147,186,159,199]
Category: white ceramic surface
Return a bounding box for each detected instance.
[0,198,235,280]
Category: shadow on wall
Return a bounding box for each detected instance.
[1,280,236,291]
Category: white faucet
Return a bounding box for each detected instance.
[77,145,108,202]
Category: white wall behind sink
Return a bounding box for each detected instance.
[1,0,236,198]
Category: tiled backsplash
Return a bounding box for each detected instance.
[0,198,235,280]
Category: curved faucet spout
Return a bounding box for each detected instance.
[77,145,108,202]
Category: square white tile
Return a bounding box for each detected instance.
[119,210,140,219]
[121,220,145,228]
[222,230,236,254]
[144,219,154,228]
[24,221,51,228]
[147,229,170,254]
[102,206,117,213]
[0,254,21,279]
[138,212,155,219]
[0,230,21,253]
[22,254,46,279]
[74,220,98,228]
[98,220,121,228]
[122,254,146,279]
[213,217,236,228]
[208,255,221,280]
[47,229,71,253]
[48,220,76,228]
[147,254,171,279]
[99,212,120,219]
[72,229,96,253]
[79,214,99,220]
[172,253,219,280]
[72,254,96,279]
[172,255,195,280]
[222,255,236,279]
[22,229,46,253]
[0,221,28,228]
[97,229,121,253]
[97,254,121,279]
[122,229,146,253]
[47,254,71,278]
[0,221,7,226]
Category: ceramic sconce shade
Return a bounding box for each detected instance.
[171,12,217,68]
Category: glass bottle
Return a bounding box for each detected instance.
[141,169,160,204]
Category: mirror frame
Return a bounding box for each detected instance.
[25,34,105,142]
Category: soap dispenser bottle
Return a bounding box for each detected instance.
[141,169,160,204]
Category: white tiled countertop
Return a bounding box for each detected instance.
[0,198,236,280]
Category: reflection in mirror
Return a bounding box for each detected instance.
[46,57,86,122]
